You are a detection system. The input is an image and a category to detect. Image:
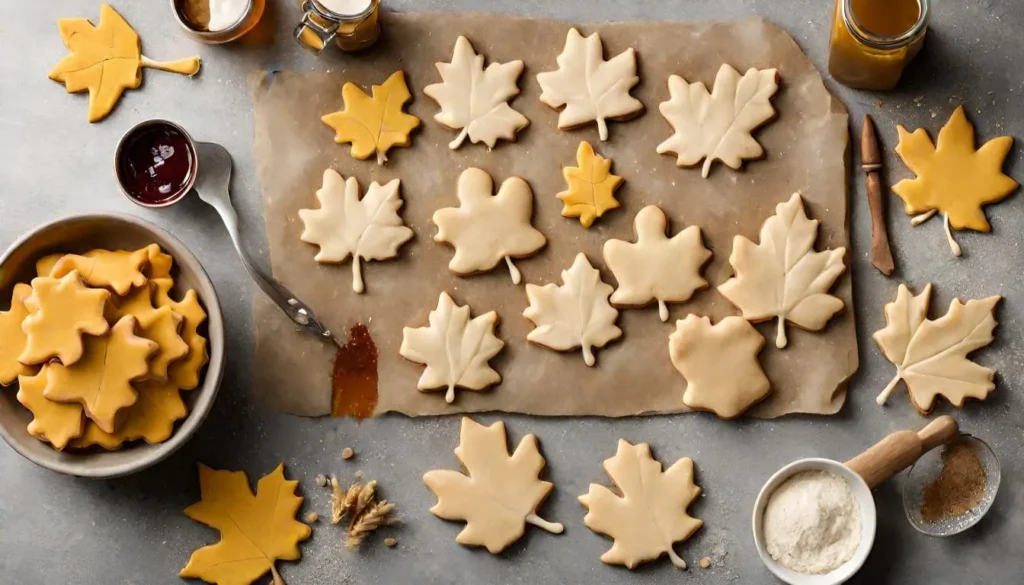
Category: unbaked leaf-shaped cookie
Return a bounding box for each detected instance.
[718,193,846,349]
[604,206,711,321]
[180,463,311,585]
[894,105,1017,256]
[424,36,529,149]
[50,247,150,295]
[48,3,201,123]
[43,316,158,434]
[579,439,702,569]
[874,283,1000,414]
[16,367,84,450]
[423,417,563,554]
[433,168,546,284]
[110,284,189,382]
[536,28,642,141]
[0,284,36,386]
[321,70,421,165]
[71,380,187,450]
[669,315,771,419]
[657,64,779,178]
[298,169,414,294]
[399,292,505,404]
[153,279,209,391]
[523,253,622,366]
[19,271,111,366]
[558,141,623,228]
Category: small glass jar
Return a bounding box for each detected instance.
[172,0,266,44]
[828,0,929,91]
[294,0,381,56]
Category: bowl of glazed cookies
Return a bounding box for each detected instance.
[0,214,224,478]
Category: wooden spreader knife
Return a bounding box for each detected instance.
[861,114,895,276]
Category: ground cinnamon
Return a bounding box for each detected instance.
[920,441,987,523]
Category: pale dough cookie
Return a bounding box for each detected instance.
[432,168,546,285]
[523,253,621,366]
[423,417,563,554]
[536,28,643,141]
[669,315,771,419]
[399,292,504,404]
[424,36,529,149]
[298,169,414,294]
[603,205,711,321]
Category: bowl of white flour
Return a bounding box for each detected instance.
[752,458,876,584]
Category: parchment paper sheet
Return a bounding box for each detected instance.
[251,12,858,418]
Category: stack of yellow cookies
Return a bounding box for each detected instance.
[0,244,208,450]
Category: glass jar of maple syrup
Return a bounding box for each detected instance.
[294,0,381,56]
[828,0,929,90]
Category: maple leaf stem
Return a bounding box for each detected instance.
[597,117,609,142]
[376,150,387,166]
[352,257,364,293]
[667,546,687,569]
[270,564,285,585]
[775,318,788,349]
[449,128,470,149]
[910,209,937,226]
[525,513,564,534]
[582,344,596,367]
[140,55,201,77]
[701,157,713,179]
[943,213,963,257]
[445,384,456,404]
[658,299,669,322]
[505,256,522,285]
[876,373,903,405]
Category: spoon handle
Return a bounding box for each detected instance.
[195,183,340,348]
[845,416,959,489]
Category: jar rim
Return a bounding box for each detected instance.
[842,0,929,49]
[309,0,377,23]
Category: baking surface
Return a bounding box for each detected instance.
[1,1,1023,584]
[250,13,856,419]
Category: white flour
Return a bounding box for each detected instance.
[762,470,861,574]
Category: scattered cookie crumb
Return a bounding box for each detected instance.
[699,557,712,569]
[315,474,328,487]
[384,537,398,548]
[306,512,319,523]
[342,447,355,460]
[354,470,364,479]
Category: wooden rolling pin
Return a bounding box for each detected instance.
[845,416,959,489]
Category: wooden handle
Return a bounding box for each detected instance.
[844,416,959,489]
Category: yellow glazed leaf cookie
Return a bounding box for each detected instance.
[35,254,63,277]
[321,70,421,165]
[424,36,529,149]
[579,440,703,569]
[718,193,846,349]
[432,168,547,284]
[298,170,414,294]
[423,417,563,554]
[400,292,505,404]
[894,105,1017,256]
[668,315,771,419]
[71,380,186,450]
[51,247,150,295]
[43,316,158,434]
[657,64,779,178]
[153,279,208,390]
[603,206,711,322]
[48,3,201,123]
[558,141,623,228]
[110,285,189,381]
[19,271,110,366]
[145,244,174,279]
[874,283,1000,414]
[536,28,642,141]
[16,368,84,450]
[180,463,312,585]
[524,253,621,366]
[0,284,36,386]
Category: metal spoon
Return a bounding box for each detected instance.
[192,141,341,348]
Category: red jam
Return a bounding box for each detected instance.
[116,123,196,205]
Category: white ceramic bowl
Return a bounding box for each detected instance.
[752,458,877,585]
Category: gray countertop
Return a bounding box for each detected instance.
[1,1,1022,584]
